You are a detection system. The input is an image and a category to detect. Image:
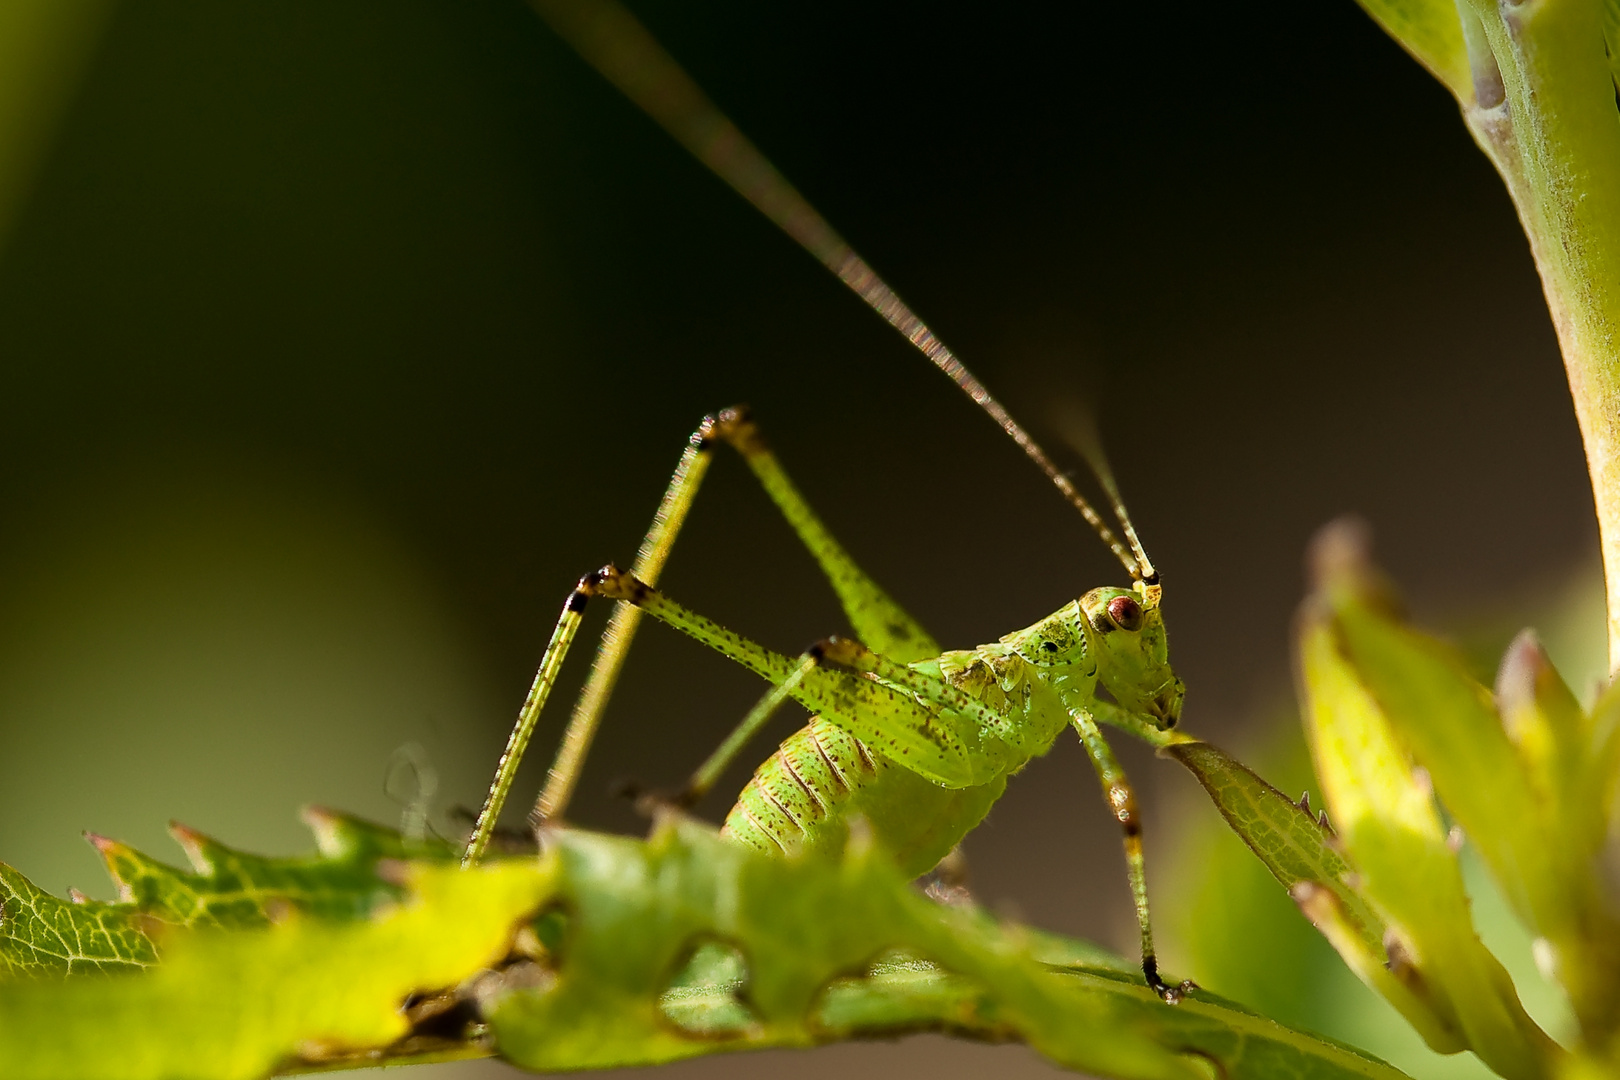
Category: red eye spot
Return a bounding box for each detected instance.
[1107,595,1143,632]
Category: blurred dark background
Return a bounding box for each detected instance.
[0,1,1599,1077]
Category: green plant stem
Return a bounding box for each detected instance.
[1360,0,1620,670]
[1356,0,1620,1049]
[1456,0,1620,672]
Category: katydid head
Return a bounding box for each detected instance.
[1080,585,1183,729]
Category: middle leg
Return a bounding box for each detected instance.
[1069,706,1196,1003]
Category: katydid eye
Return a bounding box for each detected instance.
[1107,596,1143,632]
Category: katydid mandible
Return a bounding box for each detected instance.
[463,0,1195,1003]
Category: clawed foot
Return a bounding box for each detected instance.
[1153,978,1198,1004]
[1143,959,1197,1004]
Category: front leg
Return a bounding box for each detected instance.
[1086,697,1197,750]
[1070,705,1197,1004]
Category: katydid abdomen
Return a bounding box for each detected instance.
[722,714,1007,878]
[721,639,1086,878]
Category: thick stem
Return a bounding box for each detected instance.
[1460,0,1620,675]
[1452,0,1620,1041]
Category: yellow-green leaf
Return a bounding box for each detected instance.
[1352,0,1472,100]
[1297,535,1557,1079]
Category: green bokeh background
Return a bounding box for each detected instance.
[0,2,1604,1077]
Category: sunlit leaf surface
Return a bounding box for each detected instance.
[1295,527,1557,1080]
[0,813,1411,1080]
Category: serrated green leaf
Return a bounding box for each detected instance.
[486,821,1199,1079]
[0,863,157,977]
[485,820,1408,1080]
[1163,738,1460,1058]
[0,816,1413,1080]
[1165,742,1383,956]
[0,808,453,980]
[0,859,548,1080]
[90,809,449,930]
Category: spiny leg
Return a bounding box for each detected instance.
[814,637,1010,740]
[466,561,970,860]
[462,577,596,866]
[1068,708,1195,1004]
[587,566,986,788]
[712,407,937,663]
[534,407,939,826]
[533,429,713,826]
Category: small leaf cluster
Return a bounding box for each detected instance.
[1178,521,1620,1080]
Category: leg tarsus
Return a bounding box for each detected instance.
[463,575,598,866]
[1071,708,1186,1004]
[1142,956,1198,1004]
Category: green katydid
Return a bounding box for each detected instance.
[462,0,1197,1003]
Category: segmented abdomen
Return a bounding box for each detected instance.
[721,715,882,853]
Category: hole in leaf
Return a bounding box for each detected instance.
[812,948,987,1034]
[528,903,571,960]
[660,939,759,1038]
[462,902,570,1019]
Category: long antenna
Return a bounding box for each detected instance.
[1049,398,1156,583]
[528,0,1149,582]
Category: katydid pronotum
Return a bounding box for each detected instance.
[463,0,1196,1003]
